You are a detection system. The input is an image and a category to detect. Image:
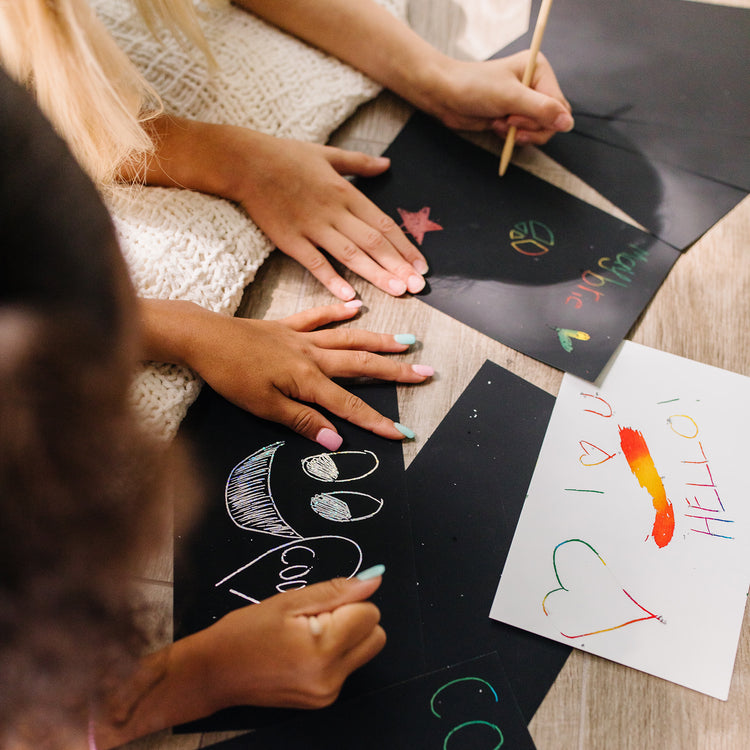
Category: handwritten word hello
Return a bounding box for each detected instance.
[577,394,733,543]
[669,414,734,540]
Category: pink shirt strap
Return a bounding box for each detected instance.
[88,717,98,750]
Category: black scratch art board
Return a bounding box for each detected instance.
[405,360,570,723]
[500,0,750,138]
[174,382,424,732]
[499,0,750,249]
[540,130,747,252]
[357,112,679,381]
[570,115,750,194]
[198,653,536,750]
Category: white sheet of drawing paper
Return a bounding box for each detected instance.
[490,341,750,699]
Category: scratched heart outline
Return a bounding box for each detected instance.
[578,440,617,466]
[542,539,660,639]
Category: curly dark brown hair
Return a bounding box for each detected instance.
[0,69,194,747]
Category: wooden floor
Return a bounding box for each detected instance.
[125,1,750,748]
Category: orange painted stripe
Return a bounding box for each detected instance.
[619,427,675,548]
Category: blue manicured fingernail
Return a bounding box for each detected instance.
[394,422,415,439]
[394,333,416,346]
[356,564,386,581]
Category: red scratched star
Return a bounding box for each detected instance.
[397,206,443,245]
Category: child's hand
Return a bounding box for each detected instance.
[140,299,432,446]
[219,128,429,301]
[197,573,386,711]
[417,51,574,146]
[93,574,386,747]
[138,118,427,302]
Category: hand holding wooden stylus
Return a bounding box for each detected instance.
[499,0,556,176]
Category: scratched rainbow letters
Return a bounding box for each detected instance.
[491,341,750,700]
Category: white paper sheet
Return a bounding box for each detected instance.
[490,341,750,699]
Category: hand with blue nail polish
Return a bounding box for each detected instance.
[141,299,432,445]
[190,575,385,711]
[96,575,386,745]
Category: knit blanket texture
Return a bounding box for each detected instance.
[92,0,405,439]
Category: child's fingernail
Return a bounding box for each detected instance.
[315,428,343,451]
[388,278,407,296]
[413,259,429,275]
[553,112,575,131]
[356,564,386,581]
[340,282,356,300]
[308,615,323,636]
[394,422,415,439]
[412,364,434,377]
[344,299,363,309]
[407,274,425,293]
[394,333,416,345]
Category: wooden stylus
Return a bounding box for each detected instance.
[498,0,555,176]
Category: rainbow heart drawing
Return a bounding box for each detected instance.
[578,440,616,467]
[542,539,661,639]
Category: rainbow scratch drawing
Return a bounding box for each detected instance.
[553,326,590,353]
[578,440,616,466]
[543,539,661,639]
[619,426,675,548]
[397,206,443,245]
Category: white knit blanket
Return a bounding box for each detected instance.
[92,0,406,440]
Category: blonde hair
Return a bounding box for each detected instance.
[0,0,218,185]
